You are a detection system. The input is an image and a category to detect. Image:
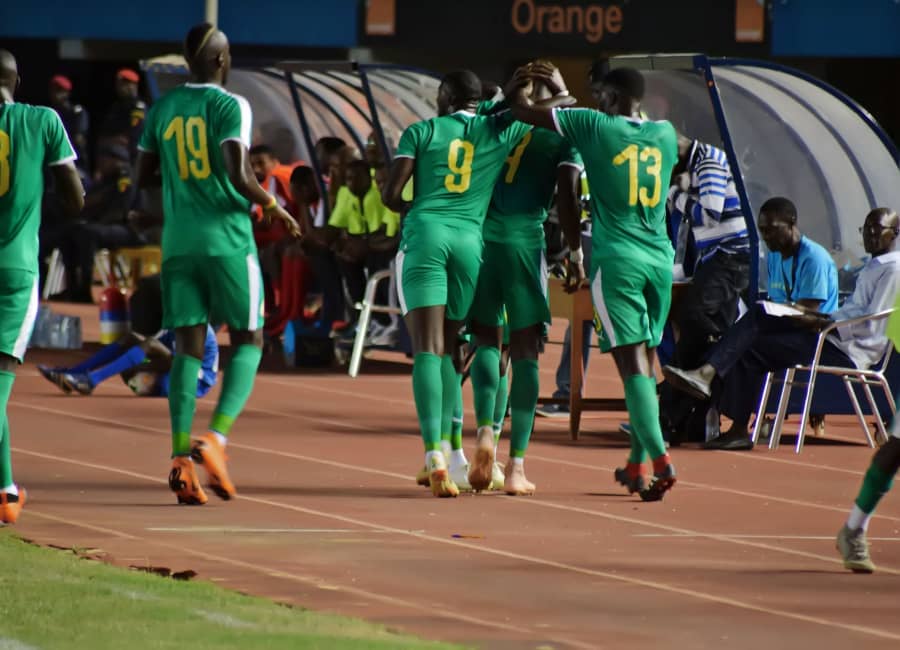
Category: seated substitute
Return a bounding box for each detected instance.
[665,207,899,450]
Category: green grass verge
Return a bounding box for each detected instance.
[0,532,466,650]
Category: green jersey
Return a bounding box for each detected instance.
[553,108,678,267]
[484,128,583,248]
[138,83,254,260]
[395,110,531,234]
[0,103,76,274]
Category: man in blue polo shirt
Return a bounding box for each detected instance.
[663,197,838,450]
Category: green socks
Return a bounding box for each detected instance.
[0,418,11,489]
[509,359,539,458]
[493,370,509,443]
[413,352,443,451]
[439,355,459,448]
[855,463,895,514]
[169,355,202,456]
[623,374,666,461]
[0,370,14,488]
[451,372,464,451]
[210,344,263,438]
[471,345,500,428]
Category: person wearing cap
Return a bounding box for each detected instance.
[48,74,89,172]
[57,142,143,302]
[99,68,146,160]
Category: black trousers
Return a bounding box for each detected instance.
[660,250,750,439]
[308,250,346,326]
[60,222,144,300]
[711,305,853,428]
[337,249,394,326]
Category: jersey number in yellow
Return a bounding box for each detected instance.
[612,144,662,207]
[164,116,211,180]
[504,131,532,184]
[445,139,474,193]
[0,130,10,197]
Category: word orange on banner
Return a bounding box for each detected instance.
[511,0,623,44]
[366,0,396,36]
[735,0,765,43]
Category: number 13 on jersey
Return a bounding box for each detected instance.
[444,138,474,193]
[613,144,662,207]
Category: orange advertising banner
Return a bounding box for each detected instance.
[735,0,765,43]
[366,0,396,36]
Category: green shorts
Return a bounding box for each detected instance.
[161,252,264,331]
[396,224,483,321]
[470,241,549,332]
[590,259,671,353]
[0,269,39,362]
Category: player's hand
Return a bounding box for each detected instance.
[264,204,302,238]
[564,259,586,294]
[674,172,691,193]
[527,61,568,97]
[504,65,533,100]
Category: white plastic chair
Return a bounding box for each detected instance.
[751,309,896,453]
[348,268,402,378]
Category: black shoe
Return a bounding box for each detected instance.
[704,430,753,451]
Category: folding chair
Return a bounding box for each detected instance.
[348,268,402,377]
[751,309,896,453]
[42,248,66,299]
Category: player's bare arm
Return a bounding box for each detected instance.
[556,164,585,292]
[509,63,573,131]
[221,140,301,237]
[382,156,414,213]
[50,161,85,216]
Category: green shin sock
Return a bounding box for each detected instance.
[413,353,443,451]
[855,464,895,514]
[440,355,458,446]
[509,359,539,458]
[623,374,667,461]
[451,374,464,451]
[209,344,263,438]
[168,355,202,456]
[471,346,501,428]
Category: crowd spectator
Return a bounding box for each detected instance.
[98,68,145,161]
[48,75,89,174]
[57,143,143,302]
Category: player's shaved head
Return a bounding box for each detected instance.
[437,70,482,116]
[183,23,231,84]
[0,49,18,98]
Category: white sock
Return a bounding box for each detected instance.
[512,457,524,466]
[209,431,228,447]
[425,450,445,470]
[439,439,452,462]
[847,504,872,531]
[2,484,18,496]
[449,448,467,470]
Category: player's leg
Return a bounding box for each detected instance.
[161,256,208,505]
[193,253,266,501]
[441,318,471,490]
[500,245,552,495]
[491,343,510,489]
[0,271,39,523]
[593,261,674,500]
[397,230,458,498]
[837,436,900,573]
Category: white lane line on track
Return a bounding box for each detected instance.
[12,446,900,643]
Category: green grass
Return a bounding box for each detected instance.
[0,532,466,650]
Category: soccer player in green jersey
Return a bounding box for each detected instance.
[0,49,84,523]
[511,64,679,501]
[381,70,537,498]
[136,24,300,505]
[468,70,584,494]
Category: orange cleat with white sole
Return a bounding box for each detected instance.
[190,434,236,500]
[415,465,430,487]
[169,457,208,505]
[427,454,459,498]
[0,487,27,524]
